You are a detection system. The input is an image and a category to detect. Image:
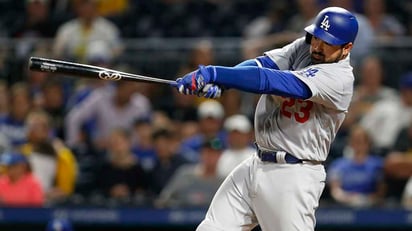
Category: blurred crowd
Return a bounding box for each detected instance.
[0,0,411,212]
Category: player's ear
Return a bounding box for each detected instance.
[342,43,353,56]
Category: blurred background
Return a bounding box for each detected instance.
[0,0,412,230]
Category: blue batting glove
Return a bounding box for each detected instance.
[200,84,223,98]
[176,65,216,95]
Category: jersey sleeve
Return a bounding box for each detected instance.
[291,64,354,111]
[264,37,308,70]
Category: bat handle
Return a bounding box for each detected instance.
[169,81,178,87]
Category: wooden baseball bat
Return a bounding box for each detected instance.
[28,57,177,85]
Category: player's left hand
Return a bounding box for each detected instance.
[175,80,222,98]
[176,65,216,95]
[201,84,223,98]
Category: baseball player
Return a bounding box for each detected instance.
[175,6,359,231]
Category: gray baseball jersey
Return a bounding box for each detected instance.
[254,37,354,161]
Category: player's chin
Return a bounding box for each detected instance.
[310,57,323,64]
[310,54,325,64]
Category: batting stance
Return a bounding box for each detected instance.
[175,7,358,231]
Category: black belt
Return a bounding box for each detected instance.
[255,144,323,165]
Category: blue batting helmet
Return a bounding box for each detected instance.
[304,7,359,45]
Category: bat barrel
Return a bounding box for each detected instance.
[28,56,177,85]
[29,57,102,79]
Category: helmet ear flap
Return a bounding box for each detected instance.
[305,33,313,44]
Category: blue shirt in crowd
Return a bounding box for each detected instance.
[328,155,384,194]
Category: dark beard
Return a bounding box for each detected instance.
[310,52,325,64]
[310,49,344,64]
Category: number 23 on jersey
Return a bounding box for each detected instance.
[281,97,313,123]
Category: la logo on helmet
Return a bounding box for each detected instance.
[320,15,330,31]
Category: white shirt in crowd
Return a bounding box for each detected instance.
[361,99,412,150]
[53,17,122,60]
[217,146,255,178]
[402,177,412,209]
[28,153,57,193]
[65,87,151,147]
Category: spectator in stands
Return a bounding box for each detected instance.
[28,144,58,198]
[177,39,215,80]
[0,46,9,82]
[328,125,386,207]
[162,89,199,140]
[84,40,114,67]
[242,1,287,39]
[158,86,198,123]
[150,111,176,133]
[384,118,412,203]
[52,0,122,62]
[0,134,10,155]
[342,56,398,137]
[217,114,254,178]
[0,80,9,118]
[221,89,247,118]
[95,128,148,202]
[148,128,188,196]
[328,0,375,66]
[333,56,398,158]
[180,100,226,162]
[0,152,44,207]
[392,119,412,154]
[20,110,77,203]
[352,55,398,113]
[360,72,412,154]
[156,138,224,208]
[155,74,199,142]
[26,46,51,100]
[11,0,57,59]
[65,80,152,152]
[285,0,320,33]
[402,176,412,209]
[175,40,215,104]
[46,218,74,231]
[11,0,55,37]
[36,79,66,139]
[65,41,116,160]
[131,118,156,172]
[66,40,114,110]
[363,0,406,38]
[240,2,300,59]
[400,0,412,36]
[96,0,130,18]
[0,83,32,147]
[0,81,10,156]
